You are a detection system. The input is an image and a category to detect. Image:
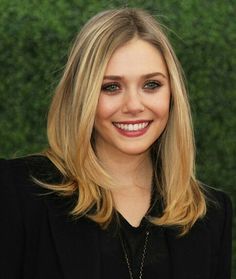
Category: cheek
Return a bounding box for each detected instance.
[95,96,119,122]
[149,95,170,118]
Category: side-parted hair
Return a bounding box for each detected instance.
[43,8,207,236]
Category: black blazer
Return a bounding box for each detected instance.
[0,156,232,279]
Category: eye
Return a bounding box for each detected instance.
[143,81,161,90]
[101,83,120,93]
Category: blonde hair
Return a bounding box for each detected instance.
[43,8,207,236]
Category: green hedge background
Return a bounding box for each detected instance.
[0,0,235,276]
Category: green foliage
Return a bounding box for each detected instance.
[0,0,235,275]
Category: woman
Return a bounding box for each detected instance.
[0,8,232,279]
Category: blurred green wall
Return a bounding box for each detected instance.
[0,0,235,276]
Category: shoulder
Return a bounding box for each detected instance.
[0,155,62,183]
[0,155,65,217]
[0,155,78,234]
[0,155,63,193]
[198,184,232,240]
[202,184,232,220]
[199,185,232,277]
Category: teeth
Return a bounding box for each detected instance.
[114,122,149,131]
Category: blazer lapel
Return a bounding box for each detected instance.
[29,157,101,279]
[46,195,212,279]
[45,195,101,279]
[166,220,211,279]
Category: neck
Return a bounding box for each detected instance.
[96,148,154,226]
[97,148,153,192]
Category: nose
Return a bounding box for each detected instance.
[121,90,145,114]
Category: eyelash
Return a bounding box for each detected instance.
[101,82,120,93]
[101,81,162,93]
[143,80,162,90]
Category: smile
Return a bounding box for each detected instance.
[113,121,151,131]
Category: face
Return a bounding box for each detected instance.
[94,38,171,159]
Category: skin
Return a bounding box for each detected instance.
[94,38,171,226]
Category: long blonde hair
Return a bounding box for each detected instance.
[43,8,207,236]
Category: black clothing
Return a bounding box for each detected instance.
[100,212,171,279]
[0,156,233,279]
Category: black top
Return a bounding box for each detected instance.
[100,213,171,279]
[100,188,171,279]
[0,156,233,279]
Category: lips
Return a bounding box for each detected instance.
[113,120,151,136]
[113,122,148,131]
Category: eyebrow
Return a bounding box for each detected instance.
[103,72,167,80]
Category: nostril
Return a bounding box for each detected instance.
[122,104,145,114]
[122,97,145,113]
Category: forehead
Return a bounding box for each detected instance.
[104,38,168,77]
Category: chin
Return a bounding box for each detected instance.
[119,146,151,156]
